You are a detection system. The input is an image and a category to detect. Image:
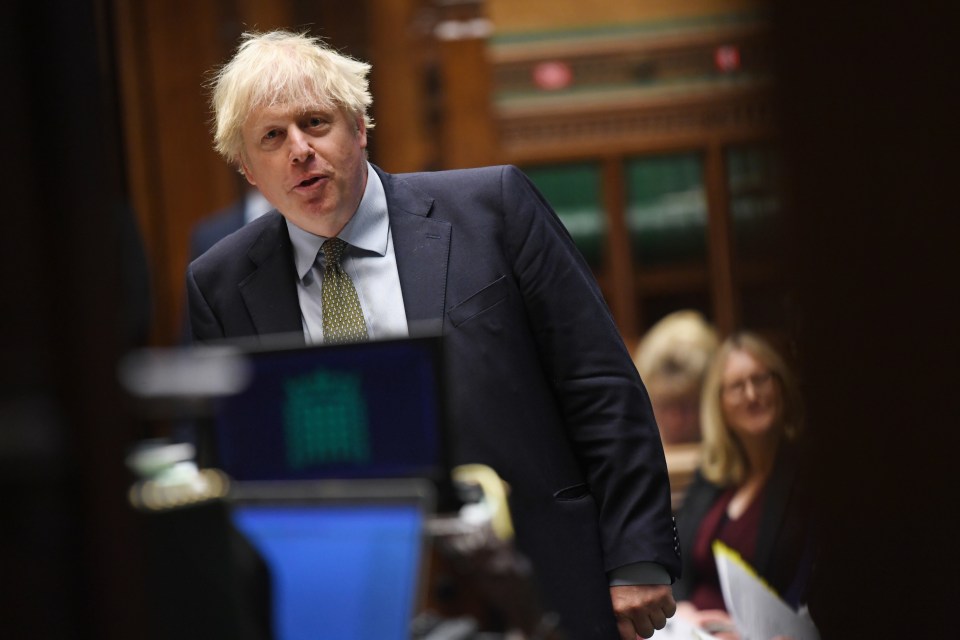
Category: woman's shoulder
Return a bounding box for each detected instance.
[678,470,726,519]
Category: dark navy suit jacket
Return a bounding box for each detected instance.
[187,165,680,638]
[179,201,247,345]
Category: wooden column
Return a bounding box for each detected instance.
[601,156,638,342]
[366,0,437,172]
[433,0,498,169]
[704,141,739,336]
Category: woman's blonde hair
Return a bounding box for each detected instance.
[700,332,804,486]
[208,30,374,166]
[633,310,719,399]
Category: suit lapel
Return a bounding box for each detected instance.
[376,167,451,336]
[238,214,306,342]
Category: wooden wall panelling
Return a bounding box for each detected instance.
[114,1,242,345]
[487,0,769,33]
[497,83,777,166]
[489,23,773,94]
[485,11,780,339]
[114,0,300,345]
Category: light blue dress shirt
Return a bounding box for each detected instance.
[285,163,408,344]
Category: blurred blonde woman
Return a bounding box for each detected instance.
[673,332,816,638]
[633,310,719,445]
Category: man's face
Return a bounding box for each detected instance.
[239,102,368,237]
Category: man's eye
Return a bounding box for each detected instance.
[264,130,279,140]
[308,117,324,127]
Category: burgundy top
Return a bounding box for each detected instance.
[688,482,767,611]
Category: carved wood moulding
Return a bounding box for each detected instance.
[498,83,778,163]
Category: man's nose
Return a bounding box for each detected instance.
[288,127,313,163]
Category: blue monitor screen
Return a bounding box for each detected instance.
[212,338,445,482]
[231,503,425,640]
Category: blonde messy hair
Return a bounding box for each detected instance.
[209,30,374,166]
[633,310,719,399]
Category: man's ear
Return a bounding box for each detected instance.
[238,157,257,186]
[355,116,367,148]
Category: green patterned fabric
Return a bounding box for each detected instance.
[321,238,368,344]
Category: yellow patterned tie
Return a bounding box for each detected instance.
[321,238,368,344]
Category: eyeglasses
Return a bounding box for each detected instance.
[721,371,775,401]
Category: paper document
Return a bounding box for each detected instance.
[654,615,720,640]
[713,540,820,640]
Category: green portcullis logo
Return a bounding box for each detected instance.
[283,369,371,470]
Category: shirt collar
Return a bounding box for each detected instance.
[286,162,389,280]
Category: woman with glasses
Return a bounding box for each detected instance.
[671,331,816,638]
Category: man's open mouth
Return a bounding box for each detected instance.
[298,176,321,188]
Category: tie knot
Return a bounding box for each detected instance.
[322,237,348,269]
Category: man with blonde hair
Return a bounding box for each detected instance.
[188,30,680,639]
